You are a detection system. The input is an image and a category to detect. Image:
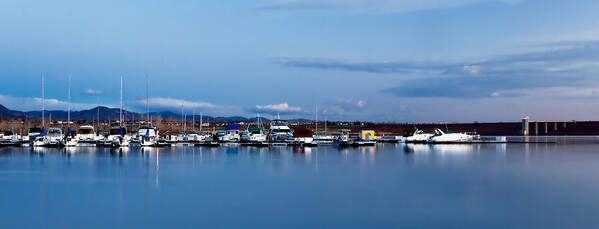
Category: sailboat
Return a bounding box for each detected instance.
[176,102,187,142]
[107,75,131,147]
[242,113,268,146]
[33,73,49,147]
[138,75,158,147]
[193,112,217,146]
[65,74,78,147]
[313,106,335,145]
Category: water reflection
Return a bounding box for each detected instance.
[429,144,474,155]
[2,142,599,228]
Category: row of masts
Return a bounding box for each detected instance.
[315,104,328,135]
[38,73,326,135]
[39,73,142,134]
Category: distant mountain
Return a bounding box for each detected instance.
[24,106,139,121]
[0,104,278,122]
[0,104,26,119]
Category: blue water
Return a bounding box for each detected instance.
[1,142,599,228]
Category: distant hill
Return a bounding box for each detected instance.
[0,104,275,122]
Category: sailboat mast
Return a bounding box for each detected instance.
[200,112,203,133]
[315,104,318,134]
[192,110,195,132]
[41,73,45,128]
[68,74,71,127]
[181,102,185,133]
[257,113,263,131]
[120,75,123,126]
[325,115,327,135]
[96,96,99,133]
[146,75,149,123]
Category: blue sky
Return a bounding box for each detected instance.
[1,0,599,122]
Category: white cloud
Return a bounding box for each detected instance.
[262,0,518,13]
[0,94,98,111]
[462,65,482,75]
[135,97,215,111]
[254,103,303,115]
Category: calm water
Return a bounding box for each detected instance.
[1,141,599,228]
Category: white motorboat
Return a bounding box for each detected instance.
[427,128,474,143]
[35,128,64,147]
[1,130,22,145]
[313,134,336,144]
[107,124,131,147]
[405,129,433,143]
[242,124,268,146]
[138,126,158,146]
[76,125,96,143]
[294,128,316,146]
[268,115,293,142]
[219,124,240,142]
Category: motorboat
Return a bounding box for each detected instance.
[23,127,42,142]
[337,129,353,146]
[34,128,64,147]
[242,125,268,146]
[185,131,209,143]
[0,130,21,145]
[76,125,96,143]
[138,126,158,147]
[268,119,293,142]
[313,134,336,145]
[219,124,240,142]
[107,124,131,147]
[427,128,474,143]
[405,129,433,143]
[293,128,316,146]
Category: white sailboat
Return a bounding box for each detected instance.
[242,113,268,146]
[108,76,131,147]
[139,75,157,147]
[65,74,78,147]
[33,73,48,147]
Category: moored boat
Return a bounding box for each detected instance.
[405,129,433,143]
[268,116,293,142]
[427,128,474,143]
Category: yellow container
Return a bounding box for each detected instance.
[360,130,375,141]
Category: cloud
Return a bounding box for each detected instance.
[316,98,367,117]
[333,97,365,110]
[252,103,304,115]
[133,97,215,111]
[83,89,103,96]
[0,94,98,111]
[261,0,518,14]
[280,40,599,99]
[277,57,451,73]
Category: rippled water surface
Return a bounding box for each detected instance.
[1,141,599,228]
